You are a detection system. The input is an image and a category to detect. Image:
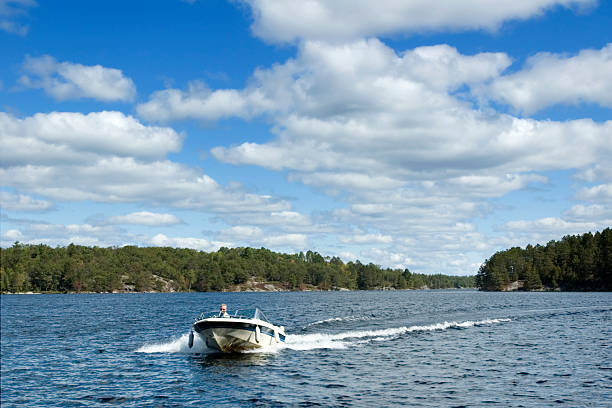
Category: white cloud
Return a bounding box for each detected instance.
[505,217,598,232]
[496,216,610,251]
[217,225,309,250]
[290,172,404,193]
[19,55,136,102]
[6,6,608,276]
[340,233,393,244]
[445,173,548,198]
[1,157,291,216]
[219,225,264,241]
[137,38,612,273]
[356,228,490,274]
[0,221,124,248]
[105,211,182,226]
[0,0,37,36]
[360,247,412,270]
[488,43,612,113]
[338,251,358,262]
[400,44,512,90]
[208,40,611,187]
[0,111,182,166]
[140,41,510,125]
[0,111,296,224]
[564,204,612,222]
[574,163,612,183]
[242,0,595,43]
[262,233,308,249]
[2,228,24,242]
[194,39,609,273]
[0,192,53,211]
[136,80,267,122]
[0,219,229,252]
[266,211,312,227]
[0,19,27,35]
[212,211,318,234]
[149,233,225,251]
[26,222,118,237]
[576,183,612,203]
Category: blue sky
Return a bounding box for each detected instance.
[1,0,611,275]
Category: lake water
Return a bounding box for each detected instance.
[1,291,611,407]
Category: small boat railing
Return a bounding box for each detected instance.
[195,308,270,323]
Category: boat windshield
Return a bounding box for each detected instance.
[196,308,270,322]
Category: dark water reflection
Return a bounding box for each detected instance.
[1,291,611,407]
[195,351,273,367]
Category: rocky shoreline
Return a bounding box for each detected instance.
[1,275,473,295]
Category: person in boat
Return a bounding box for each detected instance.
[219,304,229,317]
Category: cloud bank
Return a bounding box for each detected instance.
[4,1,610,274]
[0,111,291,216]
[136,38,611,272]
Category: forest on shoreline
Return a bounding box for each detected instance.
[476,228,611,291]
[0,244,474,293]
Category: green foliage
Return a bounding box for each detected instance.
[0,243,474,293]
[476,228,612,291]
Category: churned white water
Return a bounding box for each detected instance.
[135,332,208,354]
[136,318,511,353]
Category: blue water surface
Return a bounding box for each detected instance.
[1,290,611,407]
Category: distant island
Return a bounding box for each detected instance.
[477,228,611,291]
[0,244,474,294]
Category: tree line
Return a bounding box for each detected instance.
[0,244,475,293]
[476,228,612,291]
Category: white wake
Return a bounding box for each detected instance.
[135,332,209,354]
[283,318,511,351]
[135,318,510,354]
[303,315,377,329]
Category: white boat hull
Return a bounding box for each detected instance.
[193,317,285,352]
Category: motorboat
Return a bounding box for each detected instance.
[189,308,286,352]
